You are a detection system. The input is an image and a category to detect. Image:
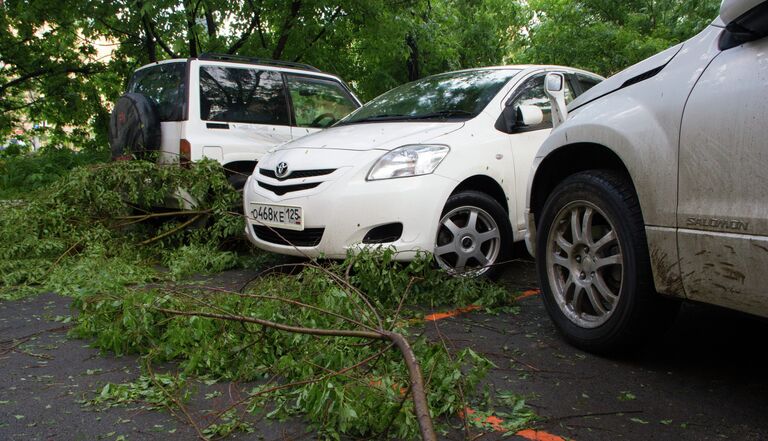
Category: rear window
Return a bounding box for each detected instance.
[199,66,289,126]
[127,62,187,122]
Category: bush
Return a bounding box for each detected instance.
[0,158,247,298]
[0,146,109,199]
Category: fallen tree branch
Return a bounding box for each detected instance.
[152,307,383,340]
[152,306,438,441]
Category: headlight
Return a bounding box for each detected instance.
[367,144,450,181]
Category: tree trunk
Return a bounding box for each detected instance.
[272,0,302,59]
[406,34,420,82]
[184,0,198,57]
[141,15,157,62]
[204,2,217,38]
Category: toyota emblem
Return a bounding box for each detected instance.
[275,162,289,178]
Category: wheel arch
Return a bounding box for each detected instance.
[530,143,634,226]
[451,174,509,214]
[223,160,258,177]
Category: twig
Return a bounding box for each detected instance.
[177,285,378,333]
[432,319,472,440]
[544,409,644,423]
[392,276,420,329]
[139,214,202,245]
[145,360,208,440]
[153,307,384,340]
[42,239,83,278]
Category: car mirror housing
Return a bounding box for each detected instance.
[720,0,763,26]
[544,72,568,128]
[518,105,544,126]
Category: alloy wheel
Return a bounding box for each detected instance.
[434,206,501,276]
[545,200,624,328]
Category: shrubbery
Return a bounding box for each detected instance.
[0,146,109,199]
[0,157,261,300]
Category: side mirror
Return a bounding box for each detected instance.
[720,0,763,25]
[517,105,544,126]
[544,73,568,129]
[495,104,545,134]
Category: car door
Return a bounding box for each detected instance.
[284,74,360,139]
[505,72,578,232]
[677,30,768,316]
[192,63,294,165]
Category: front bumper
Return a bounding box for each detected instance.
[243,172,457,260]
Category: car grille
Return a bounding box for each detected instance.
[252,225,324,247]
[259,168,336,181]
[257,181,320,196]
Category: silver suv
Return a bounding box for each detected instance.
[109,53,361,188]
[526,0,768,352]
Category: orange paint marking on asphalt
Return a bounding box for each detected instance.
[458,408,504,431]
[424,305,481,321]
[515,429,567,441]
[460,407,567,441]
[516,289,541,301]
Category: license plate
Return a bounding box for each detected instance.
[249,203,304,231]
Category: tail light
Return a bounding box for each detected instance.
[179,138,191,168]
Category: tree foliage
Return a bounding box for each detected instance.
[0,0,721,143]
[512,0,721,76]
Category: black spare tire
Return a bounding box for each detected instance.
[109,93,161,160]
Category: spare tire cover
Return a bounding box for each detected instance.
[109,93,161,159]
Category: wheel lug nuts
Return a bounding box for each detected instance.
[575,256,581,263]
[585,247,590,253]
[579,272,586,280]
[591,272,595,277]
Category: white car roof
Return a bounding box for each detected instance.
[134,58,348,83]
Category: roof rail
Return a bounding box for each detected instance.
[198,53,322,72]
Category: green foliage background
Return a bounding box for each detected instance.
[0,0,720,144]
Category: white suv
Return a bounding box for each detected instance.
[526,0,768,352]
[109,53,361,188]
[243,66,602,276]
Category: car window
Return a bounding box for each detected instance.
[576,74,601,94]
[128,62,187,122]
[286,75,358,128]
[199,66,289,125]
[509,73,576,130]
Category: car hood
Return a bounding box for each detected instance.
[277,121,465,152]
[568,42,685,111]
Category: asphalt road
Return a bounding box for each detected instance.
[1,260,767,441]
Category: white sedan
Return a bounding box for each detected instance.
[244,66,602,276]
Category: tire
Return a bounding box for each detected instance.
[535,170,678,353]
[109,93,161,160]
[434,190,512,279]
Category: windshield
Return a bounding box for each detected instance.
[341,69,520,124]
[127,62,187,122]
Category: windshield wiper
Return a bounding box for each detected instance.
[343,109,474,125]
[343,113,411,124]
[405,109,475,120]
